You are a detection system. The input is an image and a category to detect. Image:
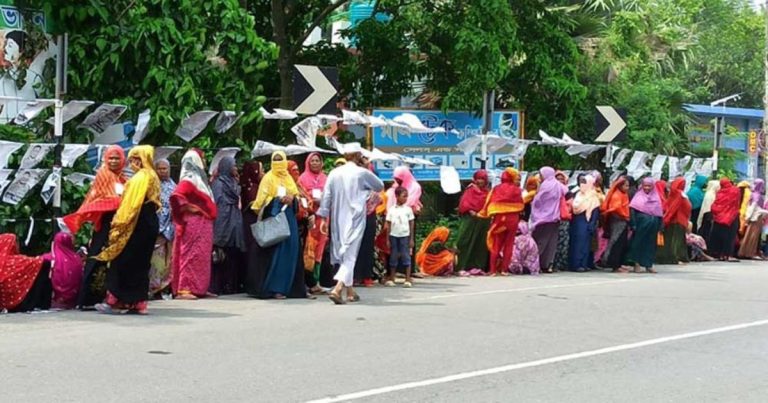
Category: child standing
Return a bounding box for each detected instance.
[385,187,415,287]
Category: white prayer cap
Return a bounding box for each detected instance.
[339,142,363,155]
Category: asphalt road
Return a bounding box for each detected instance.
[3,261,768,403]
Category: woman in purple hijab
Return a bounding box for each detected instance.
[626,177,664,273]
[530,167,566,273]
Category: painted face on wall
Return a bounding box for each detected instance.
[4,37,21,67]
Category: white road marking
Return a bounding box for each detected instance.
[387,278,635,302]
[306,319,768,403]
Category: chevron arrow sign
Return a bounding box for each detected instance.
[594,106,627,143]
[292,65,339,115]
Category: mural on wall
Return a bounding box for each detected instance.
[0,5,57,124]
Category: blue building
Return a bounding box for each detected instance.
[683,104,764,179]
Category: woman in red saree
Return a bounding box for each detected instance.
[170,150,218,300]
[64,145,126,309]
[480,168,524,275]
[709,178,742,261]
[0,234,51,312]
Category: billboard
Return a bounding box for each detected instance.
[371,109,522,181]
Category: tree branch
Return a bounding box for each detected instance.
[295,0,350,55]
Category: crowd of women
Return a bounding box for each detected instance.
[1,143,767,314]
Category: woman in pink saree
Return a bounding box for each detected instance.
[46,232,85,309]
[170,150,218,300]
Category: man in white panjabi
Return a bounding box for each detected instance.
[318,143,384,304]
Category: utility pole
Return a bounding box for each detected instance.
[479,90,495,169]
[764,1,768,183]
[52,34,67,230]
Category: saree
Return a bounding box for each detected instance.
[0,234,48,311]
[455,215,490,272]
[416,227,455,276]
[738,211,767,259]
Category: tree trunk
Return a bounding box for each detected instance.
[271,0,293,109]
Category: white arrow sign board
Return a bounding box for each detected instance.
[292,65,339,115]
[594,106,627,143]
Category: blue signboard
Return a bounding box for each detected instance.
[371,109,522,181]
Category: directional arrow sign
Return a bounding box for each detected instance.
[594,106,627,143]
[293,65,339,115]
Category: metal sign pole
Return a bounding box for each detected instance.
[52,34,67,231]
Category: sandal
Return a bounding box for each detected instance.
[175,293,198,300]
[328,291,345,305]
[403,281,413,288]
[646,268,657,274]
[347,294,360,303]
[384,280,396,287]
[204,292,219,298]
[95,303,127,315]
[306,293,317,300]
[273,293,286,300]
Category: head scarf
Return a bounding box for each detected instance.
[697,180,721,228]
[415,226,455,276]
[170,150,217,226]
[252,151,299,212]
[97,145,162,261]
[155,159,176,241]
[630,177,664,217]
[663,178,692,227]
[211,156,244,250]
[530,167,566,230]
[522,175,540,204]
[686,175,708,210]
[240,161,263,207]
[458,170,489,215]
[711,178,742,226]
[0,234,45,310]
[298,152,327,196]
[62,145,126,233]
[288,160,312,219]
[738,181,752,223]
[479,168,523,217]
[386,166,423,212]
[48,232,83,309]
[601,176,630,221]
[655,180,668,205]
[751,179,765,207]
[572,175,601,220]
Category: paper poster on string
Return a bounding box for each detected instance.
[439,166,461,194]
[611,148,631,169]
[2,169,47,205]
[13,101,54,125]
[208,148,241,175]
[61,144,90,168]
[175,111,218,142]
[133,109,151,144]
[214,111,242,134]
[64,172,95,187]
[20,143,55,169]
[154,146,183,162]
[0,169,12,197]
[650,155,667,180]
[46,100,95,125]
[0,141,24,169]
[78,104,128,134]
[40,168,61,205]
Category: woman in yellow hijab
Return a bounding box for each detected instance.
[95,145,160,315]
[246,151,303,299]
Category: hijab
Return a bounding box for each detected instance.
[458,170,489,215]
[711,178,742,226]
[697,180,721,228]
[170,150,217,225]
[663,178,692,227]
[97,145,162,262]
[62,145,126,233]
[751,179,765,208]
[179,150,213,199]
[479,168,524,217]
[522,175,540,204]
[48,232,83,309]
[386,166,423,212]
[601,176,630,221]
[530,167,566,230]
[252,151,299,212]
[572,175,601,220]
[240,161,263,207]
[686,175,708,210]
[629,177,664,217]
[212,156,244,250]
[155,159,176,241]
[415,226,455,276]
[298,152,327,196]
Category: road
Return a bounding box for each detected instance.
[3,261,768,402]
